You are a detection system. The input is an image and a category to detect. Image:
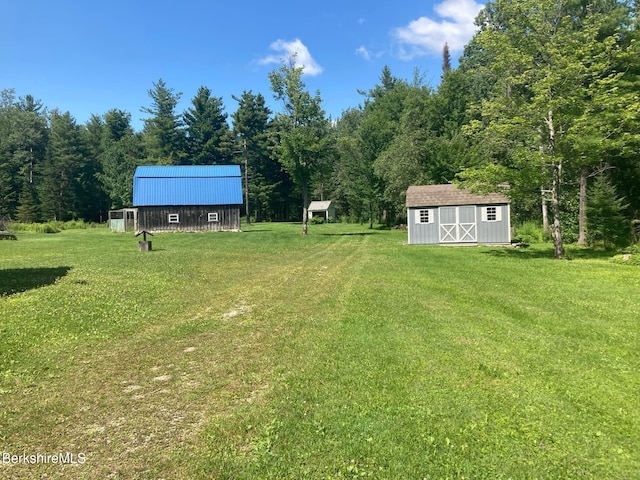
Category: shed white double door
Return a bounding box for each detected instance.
[439,206,477,243]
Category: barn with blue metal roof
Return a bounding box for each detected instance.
[132,165,243,233]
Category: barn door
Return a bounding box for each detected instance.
[439,207,457,242]
[439,206,477,243]
[458,206,477,242]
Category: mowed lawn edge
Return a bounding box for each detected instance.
[1,224,639,479]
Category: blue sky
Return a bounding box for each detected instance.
[2,0,484,131]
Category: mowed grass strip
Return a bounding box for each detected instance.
[0,224,639,479]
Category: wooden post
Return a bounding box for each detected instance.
[138,241,152,251]
[136,230,154,251]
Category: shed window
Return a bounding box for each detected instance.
[481,206,501,222]
[168,213,180,223]
[416,209,434,224]
[208,212,219,222]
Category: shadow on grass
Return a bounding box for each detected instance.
[482,245,616,260]
[0,267,71,296]
[318,232,380,237]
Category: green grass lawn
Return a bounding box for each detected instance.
[1,223,638,479]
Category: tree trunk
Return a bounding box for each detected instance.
[369,201,374,229]
[244,141,251,226]
[551,162,564,259]
[541,188,549,233]
[545,108,564,259]
[302,182,309,235]
[577,166,587,245]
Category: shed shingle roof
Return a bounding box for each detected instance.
[406,184,510,208]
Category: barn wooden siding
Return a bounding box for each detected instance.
[137,205,240,233]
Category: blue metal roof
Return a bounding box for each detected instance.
[134,165,241,178]
[133,165,243,206]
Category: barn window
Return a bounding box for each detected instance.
[416,209,434,224]
[168,213,180,223]
[481,206,501,222]
[208,212,219,222]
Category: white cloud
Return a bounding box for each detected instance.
[393,0,483,60]
[355,46,371,61]
[258,39,323,76]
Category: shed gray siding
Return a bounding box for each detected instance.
[408,208,439,244]
[475,205,510,244]
[408,204,510,245]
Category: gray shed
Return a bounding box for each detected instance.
[308,200,336,222]
[406,184,511,245]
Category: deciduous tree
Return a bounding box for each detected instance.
[457,0,635,257]
[269,59,330,234]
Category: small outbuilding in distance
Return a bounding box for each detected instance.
[133,165,243,233]
[406,184,511,245]
[307,200,336,222]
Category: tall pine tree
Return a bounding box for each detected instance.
[141,79,186,165]
[39,110,85,220]
[183,86,233,165]
[231,90,282,221]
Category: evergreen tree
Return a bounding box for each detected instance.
[38,110,85,220]
[184,86,233,164]
[231,90,284,221]
[98,135,142,208]
[442,43,451,76]
[141,79,186,164]
[103,108,134,142]
[0,90,48,219]
[587,175,630,247]
[84,114,104,161]
[97,110,141,208]
[15,177,39,222]
[0,91,17,218]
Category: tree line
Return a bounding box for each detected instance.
[1,0,639,255]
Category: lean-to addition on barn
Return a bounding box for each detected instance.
[406,184,511,245]
[133,165,243,233]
